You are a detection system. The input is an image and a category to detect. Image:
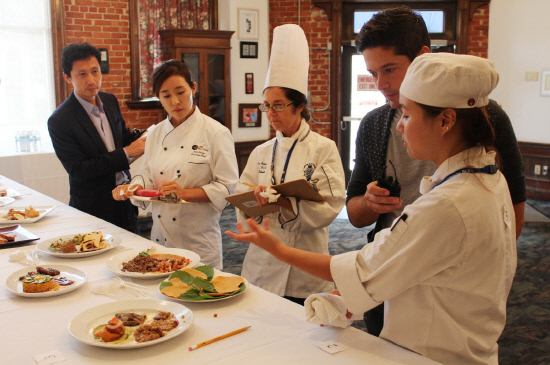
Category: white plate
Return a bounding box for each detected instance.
[159,271,248,303]
[106,248,201,279]
[0,197,15,207]
[68,299,194,349]
[36,233,122,258]
[5,264,87,297]
[0,206,56,224]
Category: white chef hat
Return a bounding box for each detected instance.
[264,24,309,96]
[400,53,499,108]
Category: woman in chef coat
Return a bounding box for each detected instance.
[234,24,345,305]
[113,60,238,269]
[227,53,517,365]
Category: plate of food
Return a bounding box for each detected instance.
[159,266,247,302]
[68,299,194,349]
[5,265,87,297]
[106,247,200,279]
[36,231,121,258]
[0,206,56,224]
[0,225,40,249]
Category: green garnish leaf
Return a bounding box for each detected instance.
[178,288,200,299]
[190,277,216,292]
[169,270,195,285]
[139,251,149,257]
[193,265,215,280]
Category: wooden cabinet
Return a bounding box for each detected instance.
[159,29,234,130]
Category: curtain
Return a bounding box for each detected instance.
[139,0,211,98]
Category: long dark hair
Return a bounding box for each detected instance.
[152,60,194,97]
[279,87,311,121]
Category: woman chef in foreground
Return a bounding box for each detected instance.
[234,24,345,305]
[227,53,517,365]
[114,60,238,269]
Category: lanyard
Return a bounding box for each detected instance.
[432,164,498,190]
[271,139,299,185]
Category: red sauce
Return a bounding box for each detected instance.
[52,277,74,286]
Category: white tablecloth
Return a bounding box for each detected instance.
[0,176,440,365]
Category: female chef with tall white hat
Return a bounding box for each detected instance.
[113,60,239,269]
[233,24,346,305]
[227,53,517,364]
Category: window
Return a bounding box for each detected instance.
[0,0,54,156]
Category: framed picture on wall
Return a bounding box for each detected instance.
[240,42,258,59]
[245,73,254,94]
[239,104,262,128]
[238,8,259,40]
[541,69,550,96]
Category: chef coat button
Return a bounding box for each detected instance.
[177,170,180,173]
[156,239,159,242]
[164,238,167,242]
[172,217,176,221]
[164,147,167,151]
[158,215,161,218]
[181,146,184,149]
[160,171,163,175]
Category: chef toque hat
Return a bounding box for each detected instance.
[400,53,499,108]
[264,24,309,96]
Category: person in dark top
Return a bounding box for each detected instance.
[345,6,526,336]
[48,42,146,233]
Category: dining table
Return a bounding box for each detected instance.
[0,175,441,365]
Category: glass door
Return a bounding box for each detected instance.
[340,46,386,183]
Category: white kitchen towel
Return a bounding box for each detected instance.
[305,293,363,328]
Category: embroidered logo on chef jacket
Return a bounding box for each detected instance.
[258,162,267,174]
[303,163,316,181]
[190,145,209,158]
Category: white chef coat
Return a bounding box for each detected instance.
[133,108,238,269]
[236,120,345,297]
[331,147,517,365]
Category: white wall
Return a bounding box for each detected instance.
[219,0,270,142]
[488,0,550,144]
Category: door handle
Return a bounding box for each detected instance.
[341,116,362,130]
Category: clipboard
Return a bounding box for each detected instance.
[225,179,324,218]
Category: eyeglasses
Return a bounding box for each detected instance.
[258,102,293,113]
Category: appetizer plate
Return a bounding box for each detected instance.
[5,264,87,298]
[106,248,201,279]
[159,272,248,303]
[0,206,56,224]
[0,225,40,249]
[0,197,15,207]
[36,233,122,258]
[68,299,194,349]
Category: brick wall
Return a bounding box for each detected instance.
[268,0,333,139]
[63,0,157,130]
[467,4,489,58]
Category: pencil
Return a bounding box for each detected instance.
[239,181,256,188]
[188,326,251,351]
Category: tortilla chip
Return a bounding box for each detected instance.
[180,267,207,280]
[211,276,245,294]
[161,278,193,298]
[81,232,102,251]
[151,253,184,261]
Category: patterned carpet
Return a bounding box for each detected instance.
[217,202,550,365]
